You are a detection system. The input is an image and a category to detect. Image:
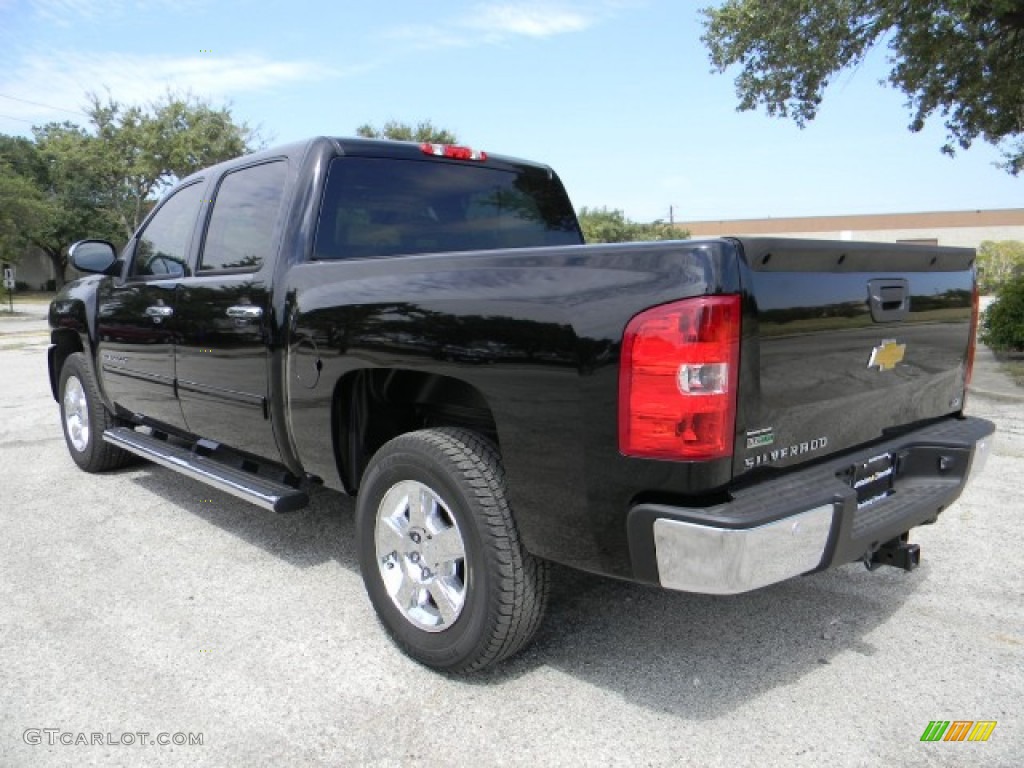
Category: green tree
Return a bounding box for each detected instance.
[356,120,459,144]
[977,240,1024,294]
[577,206,688,243]
[5,91,257,288]
[0,130,121,289]
[0,138,49,266]
[0,171,48,272]
[77,90,257,235]
[701,1,1024,173]
[981,274,1024,351]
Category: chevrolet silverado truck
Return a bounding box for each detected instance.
[48,137,995,672]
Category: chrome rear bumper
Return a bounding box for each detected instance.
[635,417,995,595]
[653,505,834,595]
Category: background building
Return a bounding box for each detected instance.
[677,208,1024,249]
[3,247,61,292]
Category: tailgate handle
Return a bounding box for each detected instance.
[867,279,909,322]
[226,305,263,320]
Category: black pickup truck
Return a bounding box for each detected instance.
[48,137,995,672]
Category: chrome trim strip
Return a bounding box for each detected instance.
[176,379,264,407]
[653,504,835,595]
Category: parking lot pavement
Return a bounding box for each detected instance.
[0,303,49,350]
[0,330,1021,767]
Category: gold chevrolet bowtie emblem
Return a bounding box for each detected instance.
[868,339,906,371]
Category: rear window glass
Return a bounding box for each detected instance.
[312,157,581,260]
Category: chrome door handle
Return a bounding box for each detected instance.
[226,305,263,320]
[145,305,174,318]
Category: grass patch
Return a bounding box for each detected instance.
[995,358,1024,387]
[0,341,44,352]
[993,352,1024,388]
[4,291,56,305]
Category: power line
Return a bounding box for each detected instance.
[0,113,37,124]
[0,93,88,117]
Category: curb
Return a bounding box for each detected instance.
[969,386,1024,404]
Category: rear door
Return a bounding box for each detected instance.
[96,181,206,430]
[173,158,290,460]
[734,238,975,477]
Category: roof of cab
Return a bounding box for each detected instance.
[175,136,554,188]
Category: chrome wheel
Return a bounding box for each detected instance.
[357,429,549,671]
[63,375,90,453]
[375,479,467,632]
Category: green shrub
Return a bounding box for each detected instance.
[577,207,687,243]
[981,274,1024,352]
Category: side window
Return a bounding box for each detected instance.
[199,160,288,272]
[131,182,205,278]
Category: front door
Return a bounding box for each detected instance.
[174,159,290,461]
[96,181,206,431]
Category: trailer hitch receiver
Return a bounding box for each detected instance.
[864,533,920,572]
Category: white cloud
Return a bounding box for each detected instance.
[0,52,333,127]
[388,2,604,50]
[467,5,595,38]
[30,0,200,25]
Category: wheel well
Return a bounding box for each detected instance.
[334,368,498,493]
[49,330,84,400]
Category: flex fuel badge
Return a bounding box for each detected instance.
[746,427,774,450]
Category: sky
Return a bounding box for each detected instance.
[0,0,1020,224]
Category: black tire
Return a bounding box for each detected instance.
[356,428,549,673]
[58,352,133,472]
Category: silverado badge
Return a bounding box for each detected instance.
[868,339,905,372]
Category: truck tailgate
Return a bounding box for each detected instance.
[733,238,976,478]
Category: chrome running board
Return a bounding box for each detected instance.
[102,427,309,513]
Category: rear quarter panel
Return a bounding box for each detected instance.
[284,240,743,577]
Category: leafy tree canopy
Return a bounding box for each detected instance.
[0,129,120,283]
[0,161,49,265]
[701,1,1024,173]
[54,90,258,236]
[356,120,458,144]
[0,137,49,262]
[977,239,1024,293]
[577,206,688,243]
[0,90,257,287]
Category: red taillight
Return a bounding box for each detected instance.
[964,280,979,400]
[619,295,741,461]
[420,143,487,161]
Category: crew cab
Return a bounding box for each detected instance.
[48,137,995,672]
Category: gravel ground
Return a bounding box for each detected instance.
[0,317,1020,768]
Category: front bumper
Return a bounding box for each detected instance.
[628,416,995,595]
